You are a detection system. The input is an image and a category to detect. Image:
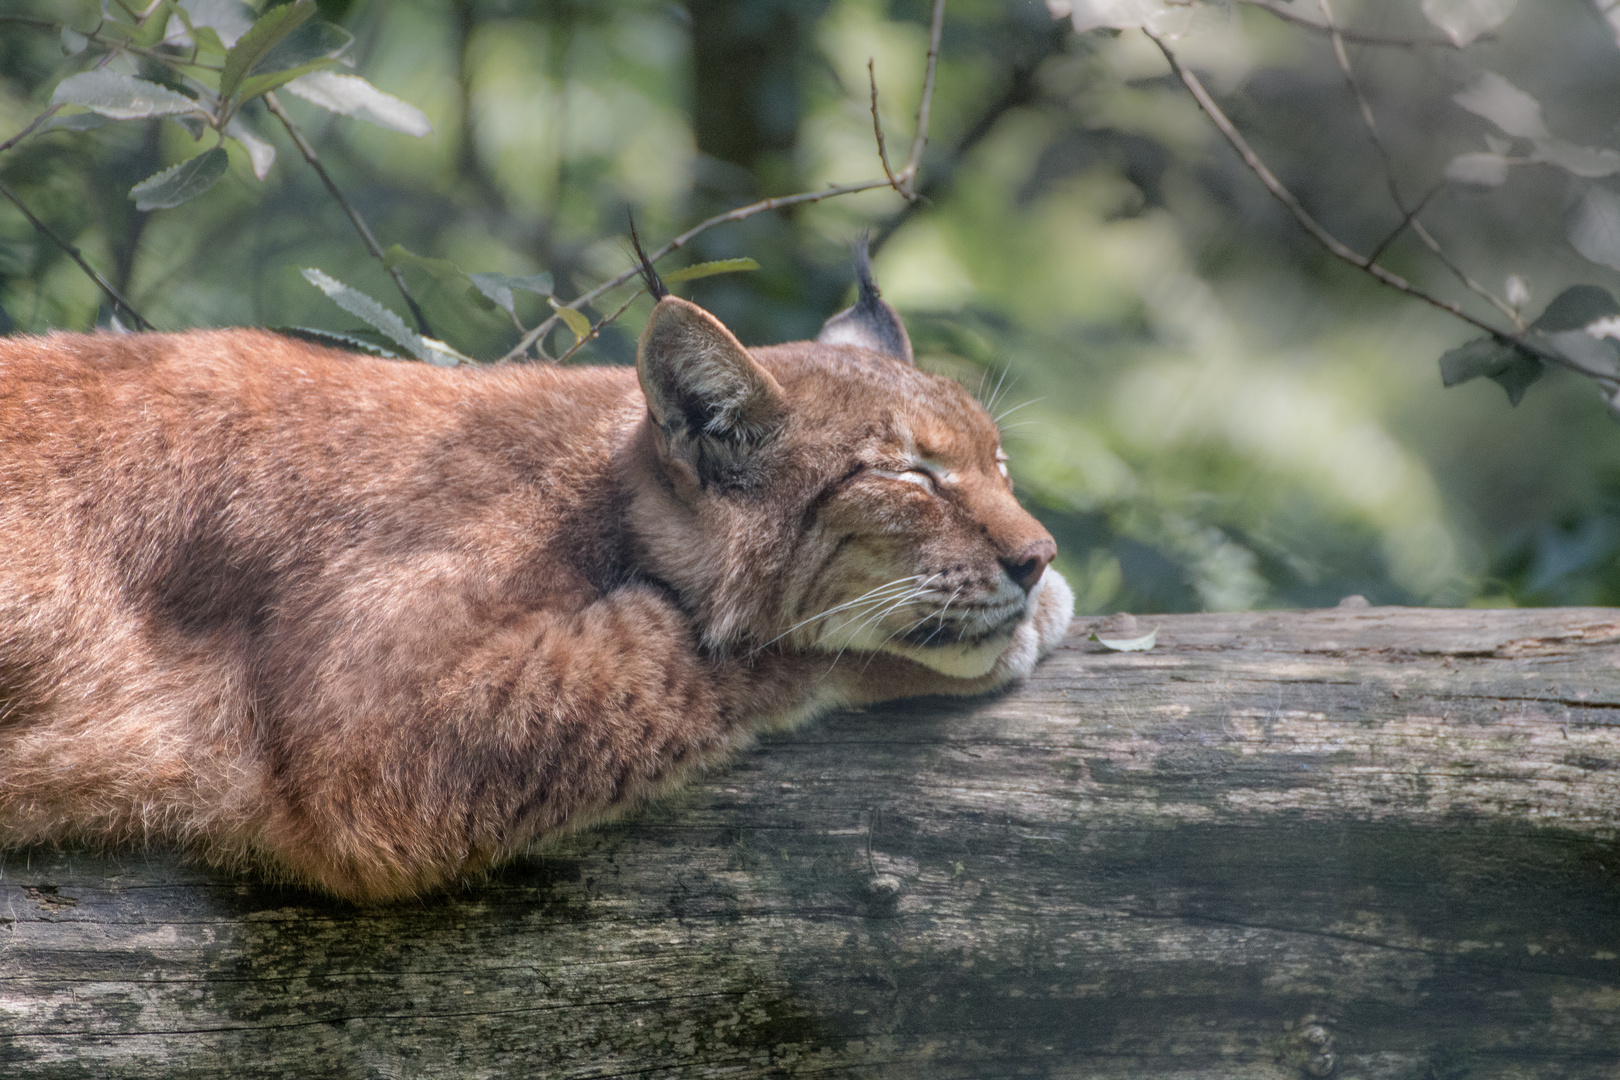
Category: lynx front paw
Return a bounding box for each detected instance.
[1031,567,1074,661]
[987,568,1074,684]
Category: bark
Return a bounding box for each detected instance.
[3,606,1619,1079]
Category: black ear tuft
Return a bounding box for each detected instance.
[628,211,668,301]
[816,234,914,364]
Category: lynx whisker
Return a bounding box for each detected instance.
[754,575,929,655]
[993,398,1042,425]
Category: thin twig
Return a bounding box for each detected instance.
[262,91,435,337]
[1317,0,1522,329]
[1145,30,1577,377]
[0,48,124,157]
[1237,0,1480,47]
[1366,180,1441,266]
[499,0,950,363]
[498,178,896,362]
[868,59,903,195]
[554,289,643,363]
[0,106,64,157]
[899,0,947,195]
[0,16,228,72]
[0,181,155,330]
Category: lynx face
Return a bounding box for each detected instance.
[627,261,1060,680]
[772,357,1055,679]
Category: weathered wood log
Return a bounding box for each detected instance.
[3,607,1619,1079]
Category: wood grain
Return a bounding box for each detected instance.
[4,607,1618,1078]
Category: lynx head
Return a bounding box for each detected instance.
[626,241,1057,679]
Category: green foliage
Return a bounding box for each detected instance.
[6,0,1620,614]
[128,146,228,210]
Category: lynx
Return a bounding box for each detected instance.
[0,246,1072,902]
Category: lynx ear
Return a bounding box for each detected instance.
[637,296,785,488]
[816,236,913,365]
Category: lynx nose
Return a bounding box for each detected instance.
[1001,538,1056,595]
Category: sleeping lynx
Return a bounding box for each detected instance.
[0,246,1072,902]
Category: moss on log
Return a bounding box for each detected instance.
[3,607,1619,1078]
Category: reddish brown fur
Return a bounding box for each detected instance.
[0,303,1070,902]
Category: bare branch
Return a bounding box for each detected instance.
[868,59,904,196]
[1366,180,1441,266]
[497,0,951,363]
[498,178,895,362]
[1316,0,1523,330]
[262,92,435,338]
[1238,0,1479,47]
[898,0,947,194]
[1145,31,1578,378]
[554,289,644,364]
[0,106,64,158]
[0,181,155,331]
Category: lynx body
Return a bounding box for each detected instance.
[0,264,1071,901]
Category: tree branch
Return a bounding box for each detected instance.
[869,59,904,196]
[0,107,63,157]
[1316,0,1523,330]
[1237,0,1480,47]
[0,181,155,331]
[497,0,952,364]
[898,0,947,196]
[554,289,644,364]
[261,92,435,338]
[497,178,898,363]
[1144,30,1580,379]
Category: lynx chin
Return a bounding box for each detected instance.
[0,243,1072,903]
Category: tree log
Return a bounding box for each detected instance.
[3,607,1619,1078]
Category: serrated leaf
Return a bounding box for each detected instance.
[50,71,201,120]
[129,147,229,210]
[549,298,593,339]
[1444,152,1508,187]
[228,18,355,110]
[1420,0,1515,47]
[302,267,433,361]
[257,18,353,73]
[1089,628,1157,652]
[662,257,761,283]
[469,272,553,317]
[270,325,401,358]
[42,111,119,132]
[1529,285,1620,332]
[1437,335,1544,404]
[1567,187,1620,273]
[219,0,315,107]
[1452,72,1549,140]
[235,55,345,107]
[1531,139,1620,179]
[285,70,431,137]
[224,116,275,179]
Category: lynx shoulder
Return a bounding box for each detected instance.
[0,251,1072,902]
